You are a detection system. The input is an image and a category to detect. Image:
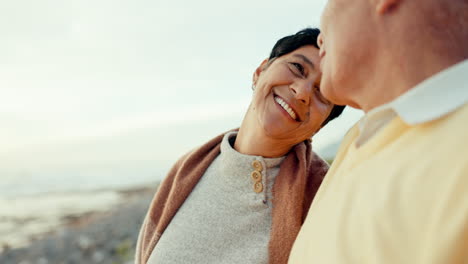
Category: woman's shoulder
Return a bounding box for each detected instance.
[309,152,329,181]
[170,128,239,170]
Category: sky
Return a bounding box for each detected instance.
[0,0,363,194]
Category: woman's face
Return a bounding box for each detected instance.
[250,45,333,144]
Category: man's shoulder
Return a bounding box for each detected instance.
[425,102,468,135]
[402,103,468,166]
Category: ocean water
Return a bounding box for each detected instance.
[0,114,246,199]
[0,165,165,198]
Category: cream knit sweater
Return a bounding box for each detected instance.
[149,131,284,264]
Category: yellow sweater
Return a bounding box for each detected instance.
[289,103,468,264]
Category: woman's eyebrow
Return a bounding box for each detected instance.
[292,54,315,69]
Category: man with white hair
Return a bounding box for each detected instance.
[289,0,468,263]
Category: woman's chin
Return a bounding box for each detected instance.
[262,120,313,144]
[261,123,298,141]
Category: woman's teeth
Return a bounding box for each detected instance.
[274,96,297,120]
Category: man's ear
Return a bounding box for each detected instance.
[252,59,269,85]
[375,0,402,14]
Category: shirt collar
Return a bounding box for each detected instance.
[357,59,468,146]
[390,59,468,125]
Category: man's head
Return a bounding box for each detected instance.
[318,0,468,112]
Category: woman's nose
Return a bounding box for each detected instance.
[290,81,311,105]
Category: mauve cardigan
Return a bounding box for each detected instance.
[135,130,329,264]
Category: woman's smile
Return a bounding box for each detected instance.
[273,94,299,121]
[245,45,334,144]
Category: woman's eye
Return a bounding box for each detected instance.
[290,62,305,76]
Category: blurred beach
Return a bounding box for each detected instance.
[0,184,158,264]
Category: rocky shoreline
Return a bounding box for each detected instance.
[0,184,158,264]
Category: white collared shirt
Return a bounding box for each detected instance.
[356,59,468,147]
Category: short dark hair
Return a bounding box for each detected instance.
[268,28,345,126]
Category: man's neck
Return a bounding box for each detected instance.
[358,51,466,113]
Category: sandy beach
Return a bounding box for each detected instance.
[0,183,159,264]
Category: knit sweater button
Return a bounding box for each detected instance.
[251,171,262,182]
[252,160,263,172]
[253,182,263,193]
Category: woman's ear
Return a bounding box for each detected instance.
[252,59,269,85]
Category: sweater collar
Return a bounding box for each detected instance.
[219,131,285,182]
[220,131,285,167]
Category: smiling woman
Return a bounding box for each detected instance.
[237,45,333,158]
[135,28,345,264]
